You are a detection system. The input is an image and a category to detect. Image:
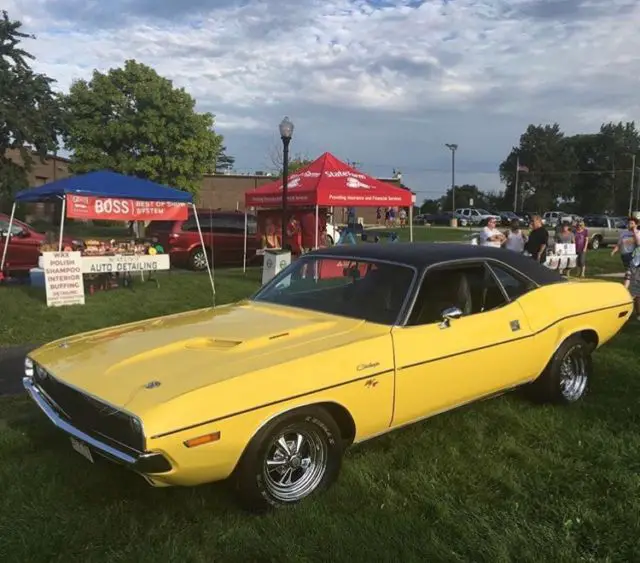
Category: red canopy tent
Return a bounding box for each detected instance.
[243,152,415,270]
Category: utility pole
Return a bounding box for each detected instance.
[514,156,520,213]
[629,153,636,216]
[445,143,458,212]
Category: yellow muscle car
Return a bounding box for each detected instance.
[23,243,632,510]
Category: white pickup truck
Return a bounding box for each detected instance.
[455,208,501,226]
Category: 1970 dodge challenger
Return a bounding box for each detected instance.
[24,243,632,509]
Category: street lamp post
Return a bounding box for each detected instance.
[628,153,636,216]
[279,116,294,250]
[445,143,458,212]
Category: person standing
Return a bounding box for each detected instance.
[611,216,640,289]
[628,247,640,321]
[556,222,575,244]
[555,223,575,276]
[479,217,506,247]
[504,219,526,252]
[399,207,407,227]
[573,220,589,277]
[524,214,549,263]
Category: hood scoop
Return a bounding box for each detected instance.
[184,338,242,350]
[104,337,242,375]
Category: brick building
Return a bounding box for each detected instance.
[7,149,406,224]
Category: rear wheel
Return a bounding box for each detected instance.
[529,334,593,404]
[235,407,344,511]
[189,248,208,271]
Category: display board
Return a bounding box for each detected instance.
[81,254,170,274]
[42,251,85,307]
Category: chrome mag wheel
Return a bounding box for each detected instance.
[191,249,207,270]
[559,345,588,401]
[263,429,328,502]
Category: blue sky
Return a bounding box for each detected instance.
[7,0,640,202]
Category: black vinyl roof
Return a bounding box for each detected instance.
[307,242,565,286]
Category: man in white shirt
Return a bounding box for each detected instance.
[479,217,506,248]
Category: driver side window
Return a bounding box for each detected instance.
[407,263,508,326]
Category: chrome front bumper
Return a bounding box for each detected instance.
[23,376,171,474]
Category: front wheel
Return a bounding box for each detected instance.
[235,407,344,511]
[189,248,208,271]
[529,334,593,404]
[590,236,601,250]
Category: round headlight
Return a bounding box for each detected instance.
[35,365,48,381]
[24,357,34,378]
[131,417,143,434]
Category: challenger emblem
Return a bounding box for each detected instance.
[364,379,379,388]
[357,362,380,371]
[58,342,69,348]
[144,380,161,389]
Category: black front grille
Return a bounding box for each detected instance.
[35,369,145,453]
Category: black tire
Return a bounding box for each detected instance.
[234,406,344,511]
[189,248,208,271]
[590,236,601,250]
[529,334,593,404]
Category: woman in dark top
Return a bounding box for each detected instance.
[524,215,549,263]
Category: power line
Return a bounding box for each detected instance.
[227,164,636,176]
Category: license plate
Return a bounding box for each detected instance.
[70,437,94,463]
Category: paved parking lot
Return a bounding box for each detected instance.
[0,345,36,396]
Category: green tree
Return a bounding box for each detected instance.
[598,122,640,214]
[0,11,62,210]
[288,156,313,175]
[62,59,221,195]
[439,184,494,211]
[500,124,577,212]
[214,144,235,174]
[419,199,441,214]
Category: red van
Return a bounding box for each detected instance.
[0,213,78,274]
[147,209,261,270]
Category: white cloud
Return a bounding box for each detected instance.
[5,0,640,199]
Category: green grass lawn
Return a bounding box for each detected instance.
[0,229,636,561]
[0,244,625,347]
[0,269,262,346]
[1,321,639,562]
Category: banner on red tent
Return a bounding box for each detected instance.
[66,196,189,221]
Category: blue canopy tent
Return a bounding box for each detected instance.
[1,171,215,300]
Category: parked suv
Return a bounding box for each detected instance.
[0,213,79,275]
[147,209,262,270]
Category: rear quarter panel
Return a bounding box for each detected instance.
[517,280,632,375]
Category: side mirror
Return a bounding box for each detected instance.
[17,228,29,238]
[439,306,463,329]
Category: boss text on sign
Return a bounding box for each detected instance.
[67,196,188,221]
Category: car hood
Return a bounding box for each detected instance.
[29,301,368,412]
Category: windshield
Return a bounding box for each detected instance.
[253,256,415,325]
[476,209,491,215]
